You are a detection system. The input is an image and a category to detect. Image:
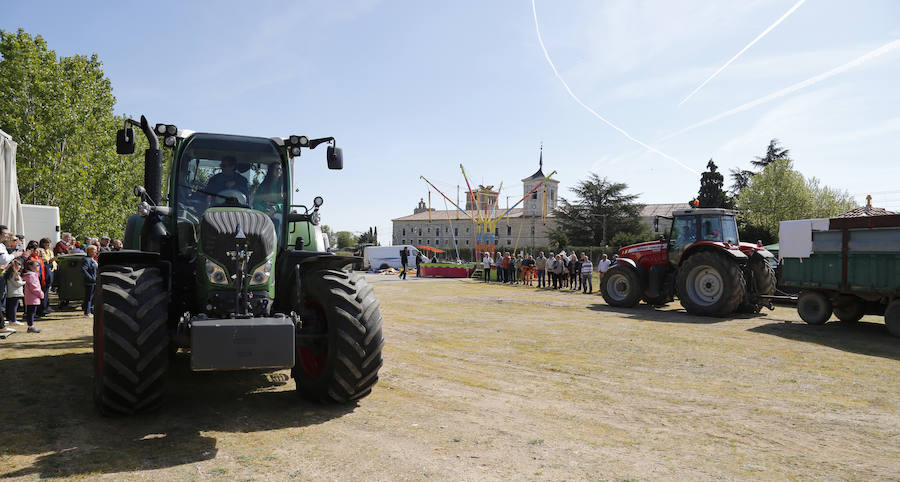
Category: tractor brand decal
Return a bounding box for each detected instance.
[623,244,665,254]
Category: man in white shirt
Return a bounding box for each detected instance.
[597,254,612,284]
[481,252,494,282]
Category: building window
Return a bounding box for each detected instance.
[402,228,406,235]
[427,227,431,233]
[507,226,512,235]
[454,228,458,236]
[531,192,537,199]
[465,240,469,245]
[401,239,405,244]
[551,190,555,200]
[466,227,469,233]
[418,228,422,235]
[507,240,511,245]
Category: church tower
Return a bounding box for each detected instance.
[521,144,559,217]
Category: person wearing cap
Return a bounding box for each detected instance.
[99,236,112,253]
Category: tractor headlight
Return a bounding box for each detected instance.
[250,260,272,285]
[206,259,229,285]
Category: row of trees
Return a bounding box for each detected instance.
[1,29,148,238]
[552,139,856,250]
[323,225,379,250]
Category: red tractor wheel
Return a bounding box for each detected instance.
[601,264,642,308]
[676,251,744,316]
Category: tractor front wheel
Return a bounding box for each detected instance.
[93,264,169,415]
[676,251,744,316]
[601,265,642,308]
[293,269,384,403]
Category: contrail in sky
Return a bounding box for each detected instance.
[531,0,699,176]
[679,0,807,106]
[662,38,900,141]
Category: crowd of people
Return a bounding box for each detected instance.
[480,250,613,294]
[0,227,121,335]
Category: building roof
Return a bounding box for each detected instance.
[392,208,553,222]
[640,203,684,218]
[835,205,897,218]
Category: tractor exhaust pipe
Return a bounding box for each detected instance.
[139,115,162,205]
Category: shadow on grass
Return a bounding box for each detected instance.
[749,320,900,361]
[0,352,356,479]
[3,335,93,351]
[586,303,765,324]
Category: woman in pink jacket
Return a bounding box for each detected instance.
[22,259,43,333]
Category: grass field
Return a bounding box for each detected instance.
[1,274,898,480]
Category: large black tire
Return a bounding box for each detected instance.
[93,265,169,415]
[601,264,642,308]
[832,295,865,323]
[676,251,744,316]
[884,300,900,337]
[293,269,384,403]
[739,256,777,313]
[797,291,831,325]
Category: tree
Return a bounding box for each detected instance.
[335,231,354,249]
[547,227,569,252]
[697,159,730,208]
[735,159,856,240]
[728,168,753,195]
[553,173,645,246]
[357,226,378,245]
[0,28,144,238]
[750,138,790,169]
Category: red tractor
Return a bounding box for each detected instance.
[601,207,776,316]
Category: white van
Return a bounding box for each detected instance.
[21,204,60,243]
[363,245,422,271]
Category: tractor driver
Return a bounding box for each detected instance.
[205,155,249,204]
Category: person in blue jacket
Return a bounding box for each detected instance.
[81,245,98,316]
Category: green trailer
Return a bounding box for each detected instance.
[781,215,900,336]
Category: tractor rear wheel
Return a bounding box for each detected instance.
[601,265,642,308]
[832,295,865,323]
[293,269,384,403]
[797,291,832,325]
[93,265,169,415]
[676,251,744,316]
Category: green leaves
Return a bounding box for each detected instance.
[0,28,142,239]
[735,159,855,240]
[553,173,646,248]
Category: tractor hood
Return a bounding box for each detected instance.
[201,208,276,269]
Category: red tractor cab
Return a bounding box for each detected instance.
[601,207,776,316]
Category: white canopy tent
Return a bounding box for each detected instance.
[0,128,25,235]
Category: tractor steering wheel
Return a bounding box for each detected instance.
[213,189,248,207]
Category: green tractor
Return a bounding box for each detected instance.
[93,116,383,414]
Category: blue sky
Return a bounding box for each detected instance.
[4,0,900,241]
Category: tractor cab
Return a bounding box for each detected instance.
[667,208,740,266]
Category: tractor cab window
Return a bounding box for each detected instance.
[174,135,287,257]
[700,215,739,244]
[671,216,697,246]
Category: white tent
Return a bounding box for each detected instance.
[0,128,25,235]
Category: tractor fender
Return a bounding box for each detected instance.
[274,253,364,313]
[681,245,747,265]
[752,249,774,259]
[612,258,648,285]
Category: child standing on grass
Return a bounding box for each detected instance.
[22,259,43,333]
[82,245,98,316]
[3,259,25,332]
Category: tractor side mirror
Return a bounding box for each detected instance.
[327,146,343,170]
[116,128,135,154]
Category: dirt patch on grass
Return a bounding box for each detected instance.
[1,275,899,480]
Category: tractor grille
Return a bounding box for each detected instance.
[201,210,275,269]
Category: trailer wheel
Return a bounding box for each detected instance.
[884,300,900,337]
[293,269,384,403]
[601,265,642,308]
[832,295,865,323]
[797,291,831,325]
[676,251,744,316]
[93,264,169,415]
